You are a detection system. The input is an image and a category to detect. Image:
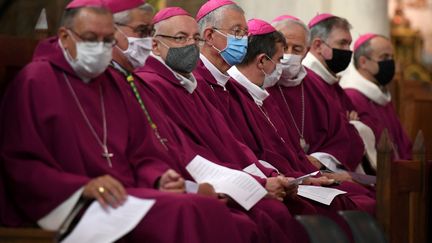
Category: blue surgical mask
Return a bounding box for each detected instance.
[213,29,248,66]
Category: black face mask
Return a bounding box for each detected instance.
[165,44,200,73]
[325,48,353,74]
[374,59,395,86]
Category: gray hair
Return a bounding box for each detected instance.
[309,16,351,42]
[353,34,388,68]
[113,3,155,25]
[272,19,311,46]
[61,6,111,28]
[197,4,244,35]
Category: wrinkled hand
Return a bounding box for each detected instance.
[265,176,288,201]
[197,183,230,204]
[347,110,359,121]
[321,171,353,183]
[82,175,127,209]
[303,176,336,186]
[197,183,217,198]
[280,177,298,199]
[159,169,185,193]
[306,155,322,169]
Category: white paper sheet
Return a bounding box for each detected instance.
[243,164,267,179]
[62,196,156,243]
[288,171,320,185]
[297,185,346,205]
[258,160,280,173]
[185,180,199,193]
[186,155,267,210]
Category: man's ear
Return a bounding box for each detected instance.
[58,27,69,48]
[310,38,324,53]
[256,53,267,69]
[358,55,369,69]
[202,27,215,46]
[152,38,161,56]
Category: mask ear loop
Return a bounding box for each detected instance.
[59,32,77,62]
[211,28,228,53]
[114,25,131,52]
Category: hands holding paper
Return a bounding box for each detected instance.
[265,176,298,201]
[82,175,127,209]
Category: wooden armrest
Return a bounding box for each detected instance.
[0,227,58,243]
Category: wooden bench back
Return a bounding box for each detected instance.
[376,130,430,243]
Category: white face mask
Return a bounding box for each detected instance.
[61,38,112,83]
[280,53,303,80]
[262,63,283,89]
[278,53,307,87]
[117,26,153,69]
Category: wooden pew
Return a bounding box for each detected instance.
[0,35,39,99]
[0,34,57,242]
[396,79,432,161]
[0,227,57,243]
[376,130,431,243]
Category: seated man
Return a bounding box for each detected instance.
[0,1,251,242]
[266,15,365,174]
[303,13,377,172]
[340,33,412,160]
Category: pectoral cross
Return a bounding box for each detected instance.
[300,137,310,153]
[102,145,114,167]
[154,129,169,151]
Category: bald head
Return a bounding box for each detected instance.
[354,35,393,69]
[354,35,395,84]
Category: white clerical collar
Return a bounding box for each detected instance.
[340,66,391,106]
[302,52,339,85]
[278,65,307,87]
[200,54,231,88]
[227,66,269,106]
[151,52,197,94]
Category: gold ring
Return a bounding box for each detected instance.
[98,186,105,194]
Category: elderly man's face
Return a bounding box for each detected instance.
[211,8,248,52]
[153,15,201,61]
[115,9,154,51]
[59,8,115,59]
[278,23,308,57]
[362,36,394,77]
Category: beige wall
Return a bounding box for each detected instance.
[236,0,390,39]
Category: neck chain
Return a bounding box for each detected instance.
[257,105,286,144]
[63,73,113,167]
[111,62,168,150]
[278,83,309,153]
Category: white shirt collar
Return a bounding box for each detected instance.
[227,66,269,106]
[302,52,339,85]
[340,66,391,106]
[200,54,231,88]
[150,52,197,94]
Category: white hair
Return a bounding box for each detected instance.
[272,19,311,46]
[113,3,154,25]
[197,4,244,35]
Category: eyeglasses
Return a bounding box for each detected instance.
[67,28,117,47]
[116,23,155,38]
[265,54,279,64]
[213,27,248,39]
[156,34,205,46]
